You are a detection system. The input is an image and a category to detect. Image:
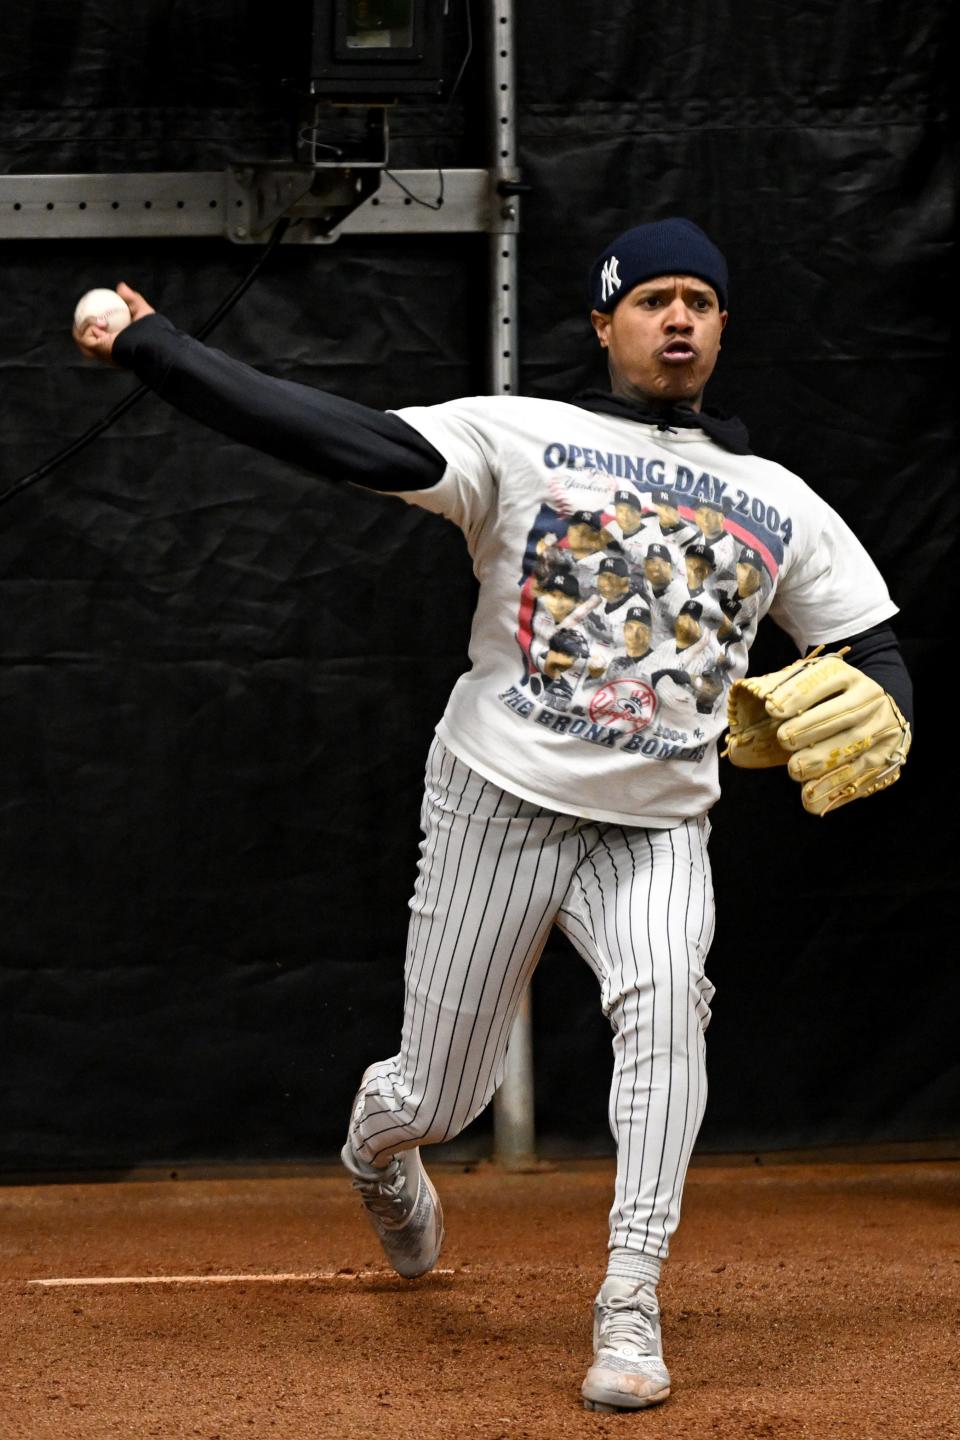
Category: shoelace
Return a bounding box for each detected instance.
[351,1163,408,1221]
[598,1292,659,1353]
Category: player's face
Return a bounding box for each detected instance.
[543,590,576,621]
[684,555,711,589]
[544,648,575,679]
[696,506,724,538]
[567,523,603,556]
[694,672,723,706]
[737,562,762,598]
[675,613,702,647]
[615,502,643,536]
[644,555,672,587]
[624,619,651,656]
[655,502,681,527]
[597,571,630,601]
[718,615,736,641]
[591,276,727,409]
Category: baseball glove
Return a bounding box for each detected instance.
[723,648,912,815]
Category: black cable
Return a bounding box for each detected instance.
[0,216,291,511]
[448,0,475,104]
[2,2,477,505]
[382,0,475,212]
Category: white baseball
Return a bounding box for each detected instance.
[73,288,132,335]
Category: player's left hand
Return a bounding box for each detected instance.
[723,649,912,815]
[72,282,155,365]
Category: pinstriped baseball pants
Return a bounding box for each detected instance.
[348,735,716,1259]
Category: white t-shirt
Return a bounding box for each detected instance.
[386,395,897,827]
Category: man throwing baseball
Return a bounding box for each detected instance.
[74,217,912,1412]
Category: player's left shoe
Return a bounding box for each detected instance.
[340,1138,444,1279]
[581,1275,671,1411]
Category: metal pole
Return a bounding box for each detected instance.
[495,990,536,1165]
[488,0,536,1168]
[488,0,520,398]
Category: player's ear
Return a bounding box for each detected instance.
[591,309,611,348]
[719,310,729,333]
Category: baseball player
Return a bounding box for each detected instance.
[532,569,581,631]
[646,602,724,722]
[603,604,654,680]
[582,555,644,652]
[74,217,913,1413]
[607,488,659,554]
[531,626,605,712]
[737,545,764,589]
[692,498,737,582]
[683,539,714,596]
[649,487,699,548]
[612,488,649,542]
[716,541,771,639]
[646,600,718,681]
[683,539,726,621]
[564,509,619,597]
[642,540,689,643]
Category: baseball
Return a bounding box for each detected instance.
[73,287,132,336]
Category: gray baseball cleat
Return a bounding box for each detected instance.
[581,1275,671,1411]
[340,1138,444,1279]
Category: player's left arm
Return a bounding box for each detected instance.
[818,620,913,727]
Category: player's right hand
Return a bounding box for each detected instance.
[72,282,155,365]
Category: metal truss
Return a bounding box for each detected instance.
[0,166,515,244]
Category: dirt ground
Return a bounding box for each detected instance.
[1,1157,958,1440]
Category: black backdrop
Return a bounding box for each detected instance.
[0,1,954,1173]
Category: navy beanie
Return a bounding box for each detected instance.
[589,218,728,312]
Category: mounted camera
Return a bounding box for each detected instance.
[308,0,446,99]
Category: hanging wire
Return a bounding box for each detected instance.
[382,0,475,211]
[0,216,291,511]
[1,2,478,506]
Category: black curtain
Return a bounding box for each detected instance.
[0,1,953,1171]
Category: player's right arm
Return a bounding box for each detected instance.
[73,284,446,494]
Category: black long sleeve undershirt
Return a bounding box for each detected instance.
[815,622,914,728]
[113,313,447,492]
[112,315,913,725]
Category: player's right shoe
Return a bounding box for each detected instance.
[340,1137,444,1279]
[581,1275,671,1411]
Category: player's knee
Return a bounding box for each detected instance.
[692,971,715,1030]
[606,969,714,1038]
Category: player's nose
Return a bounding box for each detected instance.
[663,301,694,330]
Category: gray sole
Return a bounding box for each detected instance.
[582,1384,670,1411]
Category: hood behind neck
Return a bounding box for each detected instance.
[573,389,752,456]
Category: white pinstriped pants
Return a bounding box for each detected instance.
[348,736,716,1258]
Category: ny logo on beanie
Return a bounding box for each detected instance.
[600,256,622,304]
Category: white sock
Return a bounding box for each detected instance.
[605,1247,661,1288]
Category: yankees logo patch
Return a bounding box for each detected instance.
[589,680,657,734]
[600,256,622,303]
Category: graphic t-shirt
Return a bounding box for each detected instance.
[390,395,897,826]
